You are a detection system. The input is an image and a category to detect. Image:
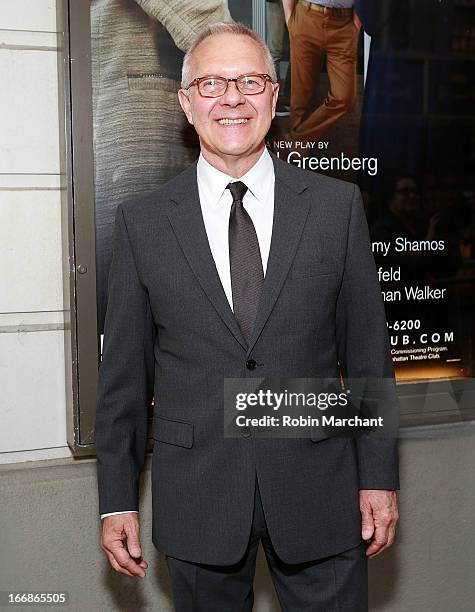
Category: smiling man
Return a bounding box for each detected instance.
[95,22,399,611]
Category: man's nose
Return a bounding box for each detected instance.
[220,80,246,105]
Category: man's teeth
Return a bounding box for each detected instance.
[218,118,248,125]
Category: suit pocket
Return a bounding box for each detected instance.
[290,265,336,280]
[153,415,194,448]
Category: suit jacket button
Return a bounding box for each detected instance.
[241,427,252,438]
[246,359,257,370]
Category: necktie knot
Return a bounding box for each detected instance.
[227,181,248,203]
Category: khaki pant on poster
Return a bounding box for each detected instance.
[288,1,359,140]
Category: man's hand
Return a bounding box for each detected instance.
[359,490,399,558]
[100,513,148,578]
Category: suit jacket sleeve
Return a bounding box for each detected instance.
[95,204,156,515]
[335,185,400,490]
[133,0,233,52]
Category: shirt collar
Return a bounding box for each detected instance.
[197,147,274,207]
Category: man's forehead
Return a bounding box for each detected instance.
[191,34,267,72]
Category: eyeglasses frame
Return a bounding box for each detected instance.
[184,73,276,98]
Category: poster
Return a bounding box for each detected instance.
[90,0,475,384]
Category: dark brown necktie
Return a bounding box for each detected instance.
[227,181,264,346]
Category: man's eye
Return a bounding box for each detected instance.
[240,76,264,91]
[204,79,217,86]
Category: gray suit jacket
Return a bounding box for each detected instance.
[95,152,399,565]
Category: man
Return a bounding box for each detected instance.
[96,22,399,611]
[282,0,361,141]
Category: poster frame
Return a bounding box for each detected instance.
[59,0,475,455]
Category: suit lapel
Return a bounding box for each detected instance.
[247,155,311,353]
[166,163,248,351]
[166,154,311,354]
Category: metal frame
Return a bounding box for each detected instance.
[58,0,475,455]
[59,0,98,454]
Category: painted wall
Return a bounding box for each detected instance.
[0,0,71,464]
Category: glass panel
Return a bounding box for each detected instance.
[89,0,475,424]
[265,0,475,405]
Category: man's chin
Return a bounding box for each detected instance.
[200,137,265,163]
[216,141,264,159]
[218,147,252,158]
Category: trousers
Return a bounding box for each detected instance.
[288,0,359,140]
[166,476,368,611]
[266,0,286,68]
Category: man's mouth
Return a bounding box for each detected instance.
[217,118,249,125]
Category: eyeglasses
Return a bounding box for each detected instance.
[184,73,275,98]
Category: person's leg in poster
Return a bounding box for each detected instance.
[298,11,358,136]
[266,0,286,77]
[289,4,359,141]
[266,0,291,117]
[288,2,326,133]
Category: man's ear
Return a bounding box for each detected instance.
[271,83,280,120]
[178,89,194,125]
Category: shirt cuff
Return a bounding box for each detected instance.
[101,510,138,519]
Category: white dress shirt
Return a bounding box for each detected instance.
[197,146,275,310]
[101,147,275,519]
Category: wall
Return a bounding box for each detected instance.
[0,0,72,464]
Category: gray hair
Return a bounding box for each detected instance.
[181,22,277,89]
